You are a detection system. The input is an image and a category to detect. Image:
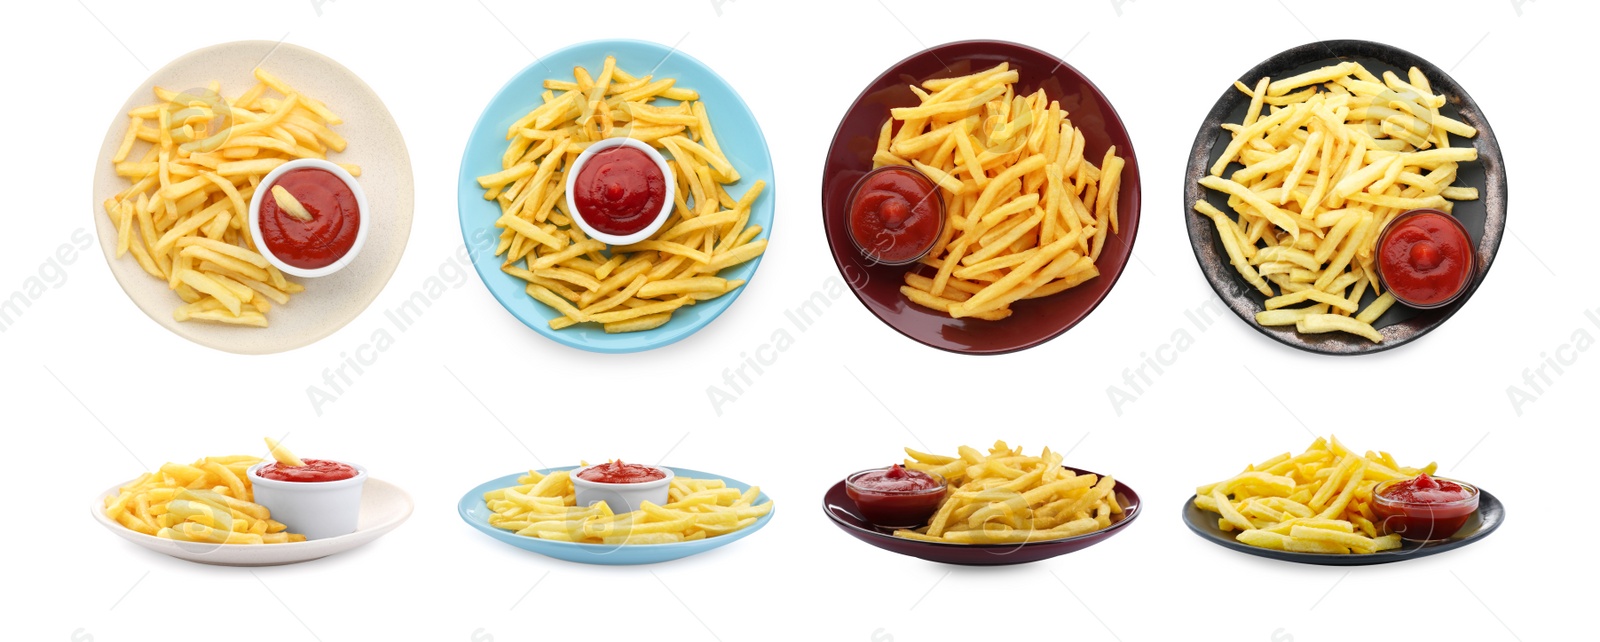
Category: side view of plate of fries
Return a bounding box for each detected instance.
[458,466,775,565]
[1185,40,1504,354]
[1184,435,1504,566]
[93,449,413,566]
[458,39,775,353]
[823,441,1140,566]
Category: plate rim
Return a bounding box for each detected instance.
[454,37,777,354]
[1181,38,1507,356]
[821,465,1141,550]
[457,466,775,554]
[1179,486,1504,566]
[89,39,416,355]
[819,38,1145,355]
[91,476,415,558]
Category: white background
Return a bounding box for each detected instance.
[1,0,1592,640]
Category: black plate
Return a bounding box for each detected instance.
[1183,40,1507,355]
[1181,488,1504,566]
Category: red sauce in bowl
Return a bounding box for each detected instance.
[577,461,667,484]
[258,168,361,270]
[572,146,667,237]
[1376,209,1473,308]
[847,166,944,265]
[257,459,359,483]
[1372,473,1479,542]
[846,465,947,528]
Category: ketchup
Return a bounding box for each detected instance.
[1373,473,1479,542]
[846,465,947,528]
[852,464,942,492]
[1376,210,1472,308]
[1379,473,1473,503]
[572,146,666,236]
[258,168,361,270]
[257,459,359,483]
[847,166,944,264]
[577,461,667,484]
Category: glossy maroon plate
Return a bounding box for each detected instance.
[821,40,1142,355]
[822,467,1141,565]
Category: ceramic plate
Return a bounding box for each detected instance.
[458,466,773,565]
[458,39,775,353]
[823,466,1140,565]
[92,477,413,566]
[1181,486,1504,566]
[91,41,414,354]
[821,40,1142,355]
[1184,39,1506,354]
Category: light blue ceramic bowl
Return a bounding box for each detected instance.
[458,467,775,565]
[457,39,776,353]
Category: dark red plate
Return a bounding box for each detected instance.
[821,40,1143,355]
[822,467,1141,565]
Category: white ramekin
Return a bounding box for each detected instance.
[247,461,367,540]
[563,137,675,246]
[569,463,674,514]
[248,158,369,278]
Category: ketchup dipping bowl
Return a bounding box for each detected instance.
[1374,208,1475,310]
[564,137,675,246]
[248,158,369,279]
[845,165,946,266]
[247,460,367,540]
[570,462,674,514]
[845,465,947,529]
[1372,474,1480,542]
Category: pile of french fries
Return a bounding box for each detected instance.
[894,441,1123,544]
[483,467,773,545]
[1195,436,1440,554]
[1195,62,1480,342]
[479,56,768,334]
[104,68,357,327]
[104,455,304,545]
[872,63,1126,321]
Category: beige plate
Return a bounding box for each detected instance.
[90,41,414,354]
[92,477,413,567]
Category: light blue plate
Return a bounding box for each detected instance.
[458,467,775,565]
[457,39,776,353]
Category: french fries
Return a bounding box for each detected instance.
[875,63,1127,320]
[480,56,767,333]
[483,467,772,544]
[1196,63,1479,342]
[264,436,305,467]
[103,455,305,545]
[894,441,1125,544]
[1194,435,1440,554]
[103,68,355,327]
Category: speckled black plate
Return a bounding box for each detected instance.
[1183,40,1506,355]
[1182,487,1504,566]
